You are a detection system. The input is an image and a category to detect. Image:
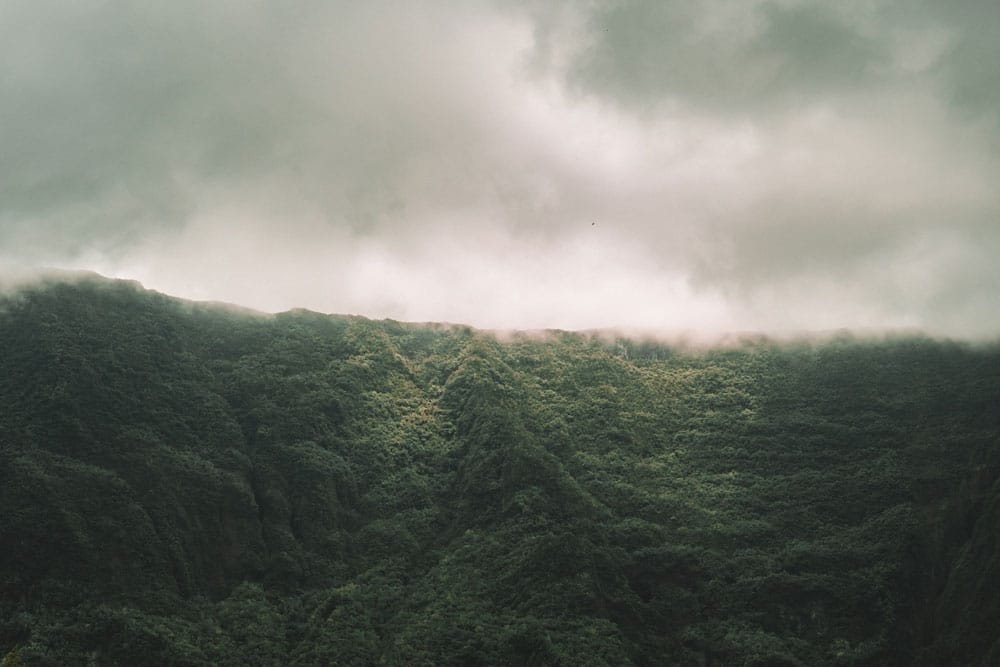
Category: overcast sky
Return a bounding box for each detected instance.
[2,0,998,336]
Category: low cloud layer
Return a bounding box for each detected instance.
[2,0,998,337]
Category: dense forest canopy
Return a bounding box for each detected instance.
[1,275,998,665]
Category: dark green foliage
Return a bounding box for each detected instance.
[1,275,998,665]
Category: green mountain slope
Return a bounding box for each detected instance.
[1,275,998,665]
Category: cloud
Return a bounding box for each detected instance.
[564,1,888,112]
[0,0,997,337]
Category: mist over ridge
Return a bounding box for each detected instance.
[7,264,1000,351]
[0,266,971,349]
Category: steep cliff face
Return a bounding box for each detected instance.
[0,276,998,666]
[911,448,1000,666]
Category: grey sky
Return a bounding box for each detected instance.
[2,0,998,336]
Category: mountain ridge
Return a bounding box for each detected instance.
[1,276,998,665]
